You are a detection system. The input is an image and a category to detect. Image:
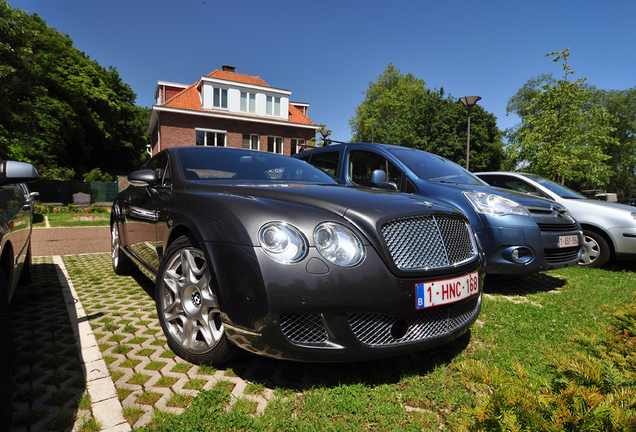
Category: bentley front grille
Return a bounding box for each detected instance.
[348,296,480,346]
[382,215,477,270]
[279,313,328,344]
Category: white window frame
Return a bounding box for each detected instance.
[240,92,256,113]
[267,136,283,154]
[242,134,259,150]
[213,87,228,109]
[196,128,227,147]
[266,96,281,117]
[290,138,305,155]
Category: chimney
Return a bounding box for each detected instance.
[222,65,236,72]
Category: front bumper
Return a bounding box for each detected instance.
[480,226,582,275]
[206,242,484,362]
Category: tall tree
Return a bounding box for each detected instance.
[349,64,504,171]
[589,87,636,198]
[0,1,149,179]
[505,49,617,187]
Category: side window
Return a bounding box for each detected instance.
[308,152,340,176]
[482,175,537,194]
[145,154,171,187]
[349,151,402,188]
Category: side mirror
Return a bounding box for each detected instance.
[0,161,40,186]
[370,169,397,191]
[128,169,158,187]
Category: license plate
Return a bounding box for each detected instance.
[415,272,479,309]
[558,235,579,248]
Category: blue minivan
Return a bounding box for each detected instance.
[293,142,583,275]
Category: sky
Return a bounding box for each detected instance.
[8,0,636,141]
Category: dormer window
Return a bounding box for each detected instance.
[213,88,228,109]
[266,96,281,116]
[240,92,256,113]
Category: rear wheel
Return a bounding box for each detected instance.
[579,230,610,268]
[111,221,135,275]
[0,269,13,432]
[155,236,234,365]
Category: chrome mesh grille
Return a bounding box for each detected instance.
[348,296,480,346]
[279,313,328,344]
[382,215,476,270]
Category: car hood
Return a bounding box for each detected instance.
[186,182,460,218]
[556,197,636,218]
[181,183,471,258]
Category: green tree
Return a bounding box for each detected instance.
[505,49,617,187]
[0,1,150,179]
[349,63,504,171]
[589,87,636,198]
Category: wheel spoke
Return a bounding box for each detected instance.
[158,244,224,355]
[182,317,198,349]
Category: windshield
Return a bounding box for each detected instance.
[387,147,487,186]
[520,173,586,199]
[178,147,340,184]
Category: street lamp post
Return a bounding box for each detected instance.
[459,96,481,170]
[319,128,332,146]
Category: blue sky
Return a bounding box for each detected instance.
[9,0,636,141]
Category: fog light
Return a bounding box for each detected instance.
[390,319,409,340]
[503,247,534,264]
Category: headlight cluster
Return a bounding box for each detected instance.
[259,221,365,267]
[463,191,530,217]
[314,223,365,267]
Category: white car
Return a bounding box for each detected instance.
[476,172,636,268]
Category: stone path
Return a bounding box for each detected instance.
[10,226,570,431]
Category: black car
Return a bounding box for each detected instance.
[293,142,583,275]
[0,159,39,432]
[619,198,636,207]
[111,147,485,365]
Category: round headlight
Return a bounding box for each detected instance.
[314,222,365,267]
[259,222,307,263]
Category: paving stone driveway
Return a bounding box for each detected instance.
[9,226,568,431]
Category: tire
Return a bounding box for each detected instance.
[0,269,13,432]
[579,230,610,268]
[111,220,135,275]
[155,235,234,365]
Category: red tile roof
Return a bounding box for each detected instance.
[160,70,315,126]
[164,83,201,110]
[207,70,270,87]
[289,103,314,125]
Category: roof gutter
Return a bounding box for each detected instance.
[147,105,320,132]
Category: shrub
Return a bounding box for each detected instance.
[456,298,636,431]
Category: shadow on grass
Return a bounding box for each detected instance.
[9,262,85,430]
[130,271,156,301]
[214,330,473,393]
[603,259,636,273]
[483,272,567,295]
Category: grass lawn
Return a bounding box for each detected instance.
[127,261,636,431]
[33,211,110,227]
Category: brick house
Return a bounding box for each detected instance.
[147,65,320,156]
